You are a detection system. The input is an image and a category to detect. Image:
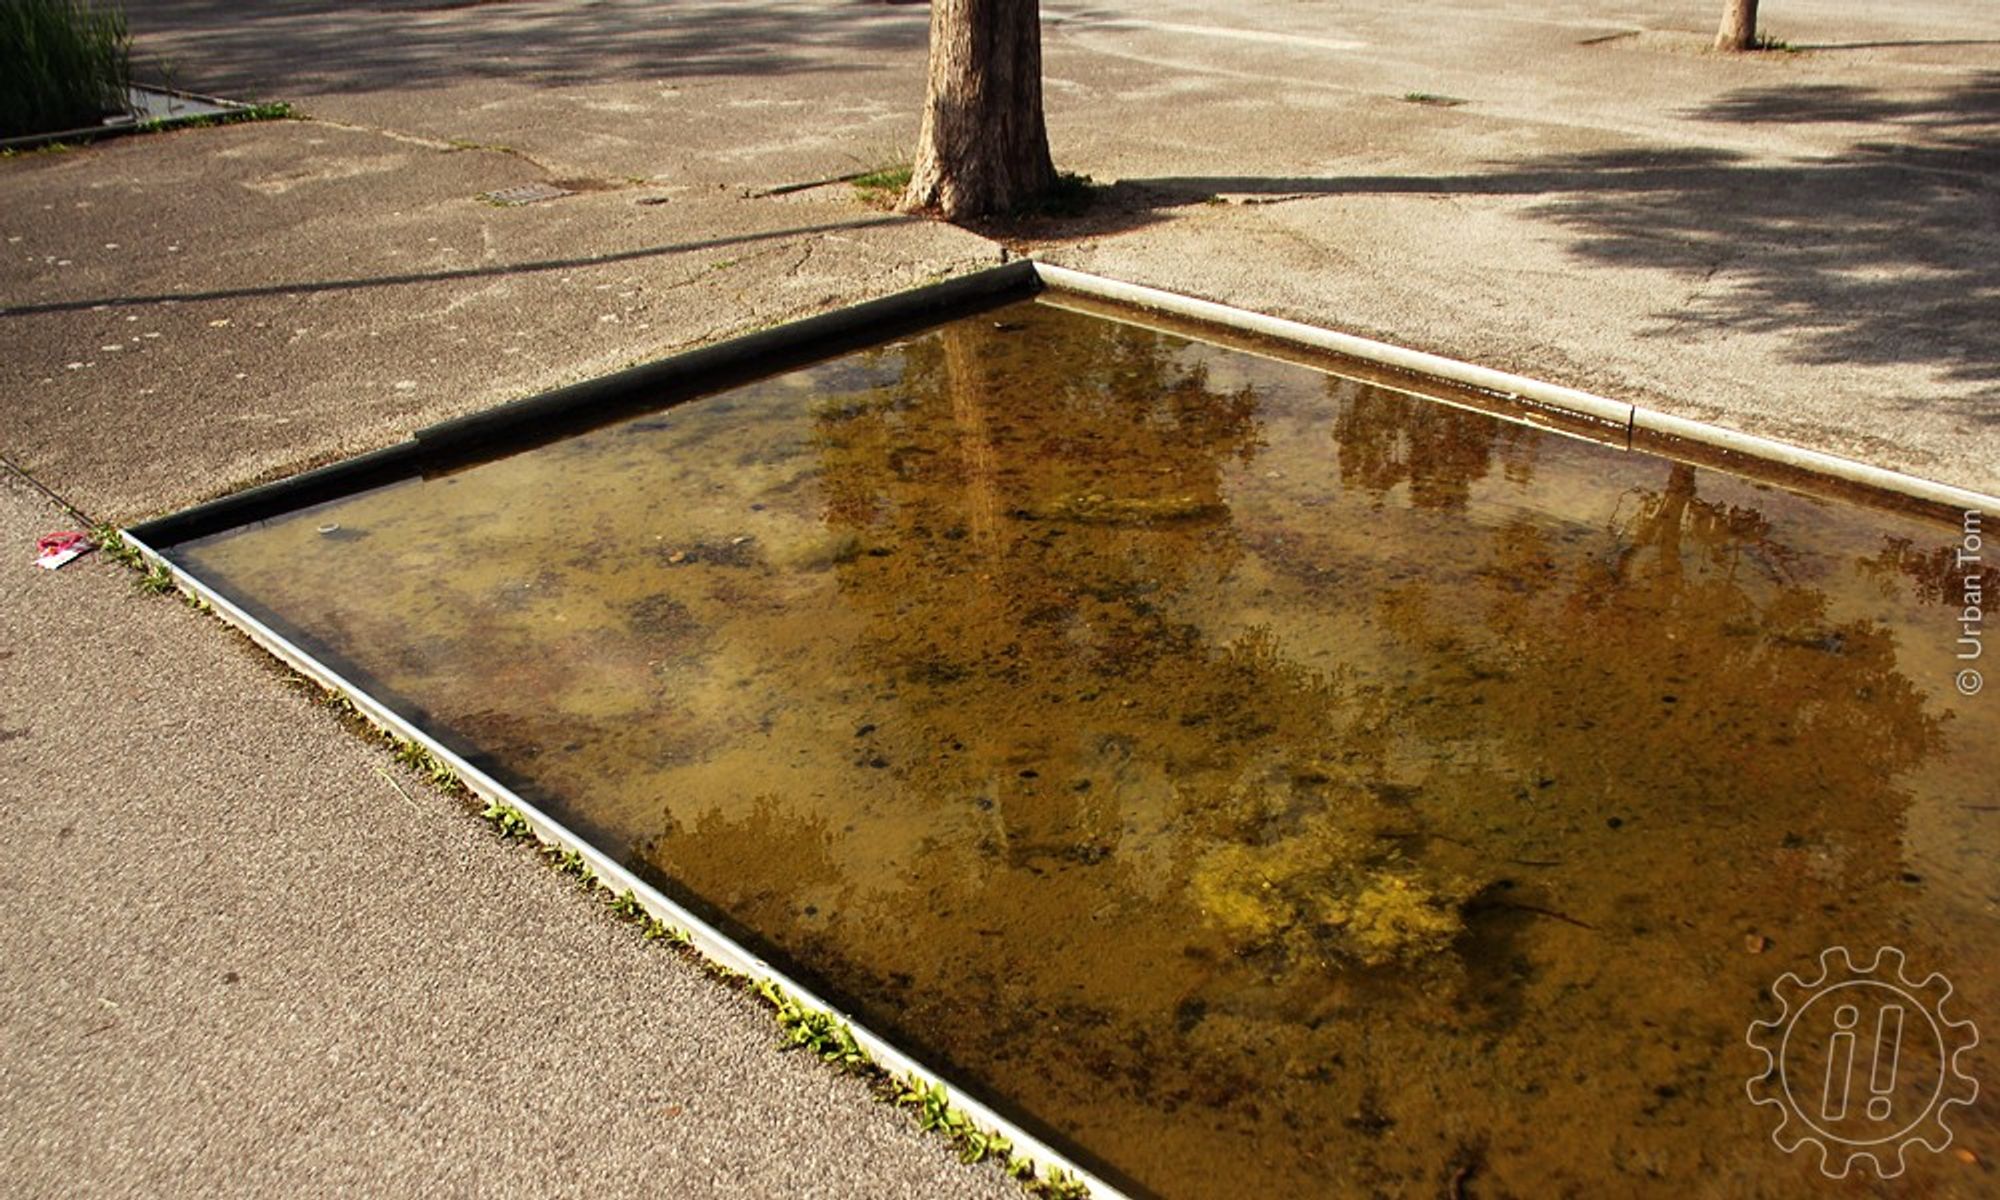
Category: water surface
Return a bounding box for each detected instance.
[176,298,1999,1198]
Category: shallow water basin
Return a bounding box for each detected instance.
[168,294,1998,1198]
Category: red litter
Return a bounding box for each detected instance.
[36,531,93,570]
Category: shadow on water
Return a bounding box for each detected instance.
[1025,72,2000,420]
[171,299,2000,1198]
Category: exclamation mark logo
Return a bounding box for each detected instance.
[1818,1001,1906,1125]
[1747,945,1981,1179]
[1868,1004,1904,1121]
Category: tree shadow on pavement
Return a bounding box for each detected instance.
[0,217,913,318]
[1029,73,2000,420]
[1530,74,2000,418]
[122,0,930,95]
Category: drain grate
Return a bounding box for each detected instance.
[481,182,573,207]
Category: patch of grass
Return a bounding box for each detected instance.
[883,1075,1086,1193]
[852,161,913,207]
[92,524,143,569]
[540,842,599,889]
[1020,171,1097,218]
[851,163,912,191]
[0,138,71,157]
[135,558,177,596]
[1,0,131,139]
[1401,91,1466,107]
[1752,32,1799,52]
[89,527,209,611]
[755,980,872,1073]
[480,798,533,840]
[393,737,465,793]
[134,99,294,134]
[896,1077,1011,1161]
[641,916,694,948]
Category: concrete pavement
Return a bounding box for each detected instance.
[3,1,1997,1196]
[0,468,1017,1199]
[6,0,1996,521]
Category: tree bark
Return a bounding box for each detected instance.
[902,0,1056,220]
[1714,0,1760,51]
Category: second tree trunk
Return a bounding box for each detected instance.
[1714,0,1760,51]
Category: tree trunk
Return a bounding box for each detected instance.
[902,0,1056,220]
[1714,0,1760,51]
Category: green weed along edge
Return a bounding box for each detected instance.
[92,526,1095,1200]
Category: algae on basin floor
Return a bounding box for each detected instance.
[174,298,2000,1199]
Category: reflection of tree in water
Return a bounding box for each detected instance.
[812,305,1275,801]
[639,307,1513,1196]
[636,318,1956,1199]
[1858,531,1997,608]
[640,794,845,937]
[1321,458,1953,1196]
[1384,460,1942,935]
[810,308,1483,973]
[1330,377,1536,510]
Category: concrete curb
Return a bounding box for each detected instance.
[121,530,1131,1200]
[130,262,1039,547]
[122,263,1994,1200]
[1030,262,1999,520]
[1035,263,1635,432]
[128,261,2000,550]
[0,85,276,152]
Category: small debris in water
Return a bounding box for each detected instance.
[315,523,368,543]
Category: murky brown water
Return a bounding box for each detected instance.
[174,298,1997,1198]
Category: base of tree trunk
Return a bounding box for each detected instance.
[901,159,1056,220]
[901,151,1056,221]
[899,0,1057,221]
[1713,0,1759,51]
